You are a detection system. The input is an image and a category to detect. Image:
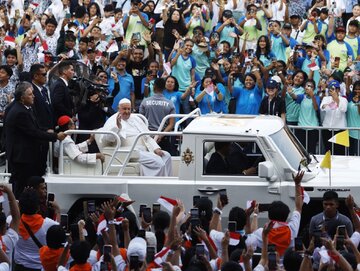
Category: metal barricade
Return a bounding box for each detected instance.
[288,126,360,156]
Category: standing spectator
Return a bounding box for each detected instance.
[344,20,360,59]
[289,14,305,44]
[0,66,13,123]
[171,39,196,115]
[3,48,22,90]
[309,191,353,239]
[288,79,320,153]
[42,18,59,57]
[255,35,275,68]
[162,8,188,61]
[192,26,211,78]
[30,64,54,175]
[0,184,20,269]
[300,9,322,45]
[185,4,206,38]
[228,69,263,115]
[283,70,307,125]
[51,61,75,122]
[268,20,290,63]
[347,81,360,155]
[259,78,286,121]
[14,189,59,270]
[123,0,149,46]
[4,82,66,198]
[327,26,354,72]
[271,0,286,23]
[109,52,135,110]
[215,10,243,46]
[238,4,262,50]
[321,80,348,154]
[345,4,360,31]
[139,78,176,155]
[195,75,226,115]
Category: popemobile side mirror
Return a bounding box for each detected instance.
[258,161,275,180]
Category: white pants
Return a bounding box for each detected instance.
[139,151,172,176]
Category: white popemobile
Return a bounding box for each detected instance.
[45,109,360,225]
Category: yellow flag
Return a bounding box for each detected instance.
[320,150,331,169]
[328,130,350,147]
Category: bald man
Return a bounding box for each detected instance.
[101,98,172,176]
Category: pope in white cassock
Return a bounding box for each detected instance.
[101,98,173,176]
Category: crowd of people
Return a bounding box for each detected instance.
[1,172,360,271]
[0,0,360,269]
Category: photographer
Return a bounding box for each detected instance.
[77,75,116,151]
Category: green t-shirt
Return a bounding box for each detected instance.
[347,100,360,139]
[297,94,320,127]
[285,86,304,123]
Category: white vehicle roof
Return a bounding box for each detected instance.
[183,115,284,137]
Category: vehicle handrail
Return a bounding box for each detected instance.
[133,114,149,127]
[59,130,121,175]
[174,108,201,132]
[118,131,182,176]
[288,125,359,130]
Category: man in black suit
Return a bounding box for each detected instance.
[4,82,66,198]
[51,61,75,122]
[31,64,54,174]
[206,142,231,175]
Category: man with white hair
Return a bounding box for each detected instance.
[101,98,172,176]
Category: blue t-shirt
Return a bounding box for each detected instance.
[195,83,228,114]
[270,33,289,62]
[232,85,263,115]
[163,90,182,115]
[171,53,196,91]
[108,72,135,110]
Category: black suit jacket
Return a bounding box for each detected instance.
[32,83,54,130]
[206,152,229,175]
[51,78,73,122]
[4,101,57,164]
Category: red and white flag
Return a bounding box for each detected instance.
[229,232,241,246]
[157,196,177,213]
[4,36,15,48]
[301,187,310,204]
[96,215,124,234]
[154,247,171,266]
[307,61,319,71]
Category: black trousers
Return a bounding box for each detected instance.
[14,263,41,271]
[297,129,319,154]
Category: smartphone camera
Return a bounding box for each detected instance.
[228,221,237,232]
[294,237,303,251]
[268,252,277,271]
[196,244,205,258]
[103,245,112,262]
[219,189,228,206]
[142,207,152,223]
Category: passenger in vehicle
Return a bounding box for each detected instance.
[206,142,231,175]
[101,98,173,176]
[54,115,105,164]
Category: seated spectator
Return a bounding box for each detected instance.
[54,115,105,164]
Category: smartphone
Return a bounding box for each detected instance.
[258,203,271,212]
[196,244,205,257]
[87,200,96,214]
[146,246,156,263]
[193,195,201,207]
[337,225,346,236]
[294,237,303,251]
[336,236,344,251]
[47,193,55,202]
[268,252,277,271]
[268,244,276,253]
[228,221,237,232]
[65,13,71,19]
[139,204,147,217]
[132,32,141,41]
[130,256,139,269]
[190,208,199,218]
[313,229,322,247]
[152,203,161,215]
[60,214,68,231]
[103,244,112,262]
[70,223,80,241]
[191,218,201,230]
[247,49,254,59]
[142,207,152,223]
[138,229,146,239]
[219,189,228,206]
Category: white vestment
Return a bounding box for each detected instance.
[101,113,172,176]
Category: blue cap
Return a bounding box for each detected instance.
[266,79,278,89]
[328,80,340,89]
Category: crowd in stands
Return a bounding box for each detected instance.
[1,172,360,270]
[0,0,358,157]
[0,0,359,269]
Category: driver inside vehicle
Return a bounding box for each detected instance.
[205,141,264,175]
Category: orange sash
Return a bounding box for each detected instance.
[268,225,291,256]
[19,214,44,240]
[39,246,69,271]
[69,263,92,271]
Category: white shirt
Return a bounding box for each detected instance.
[291,28,305,44]
[54,137,97,164]
[1,228,19,268]
[0,263,9,271]
[57,254,126,271]
[271,0,286,21]
[320,95,348,128]
[225,0,245,13]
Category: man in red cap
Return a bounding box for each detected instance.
[54,115,105,165]
[4,82,66,198]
